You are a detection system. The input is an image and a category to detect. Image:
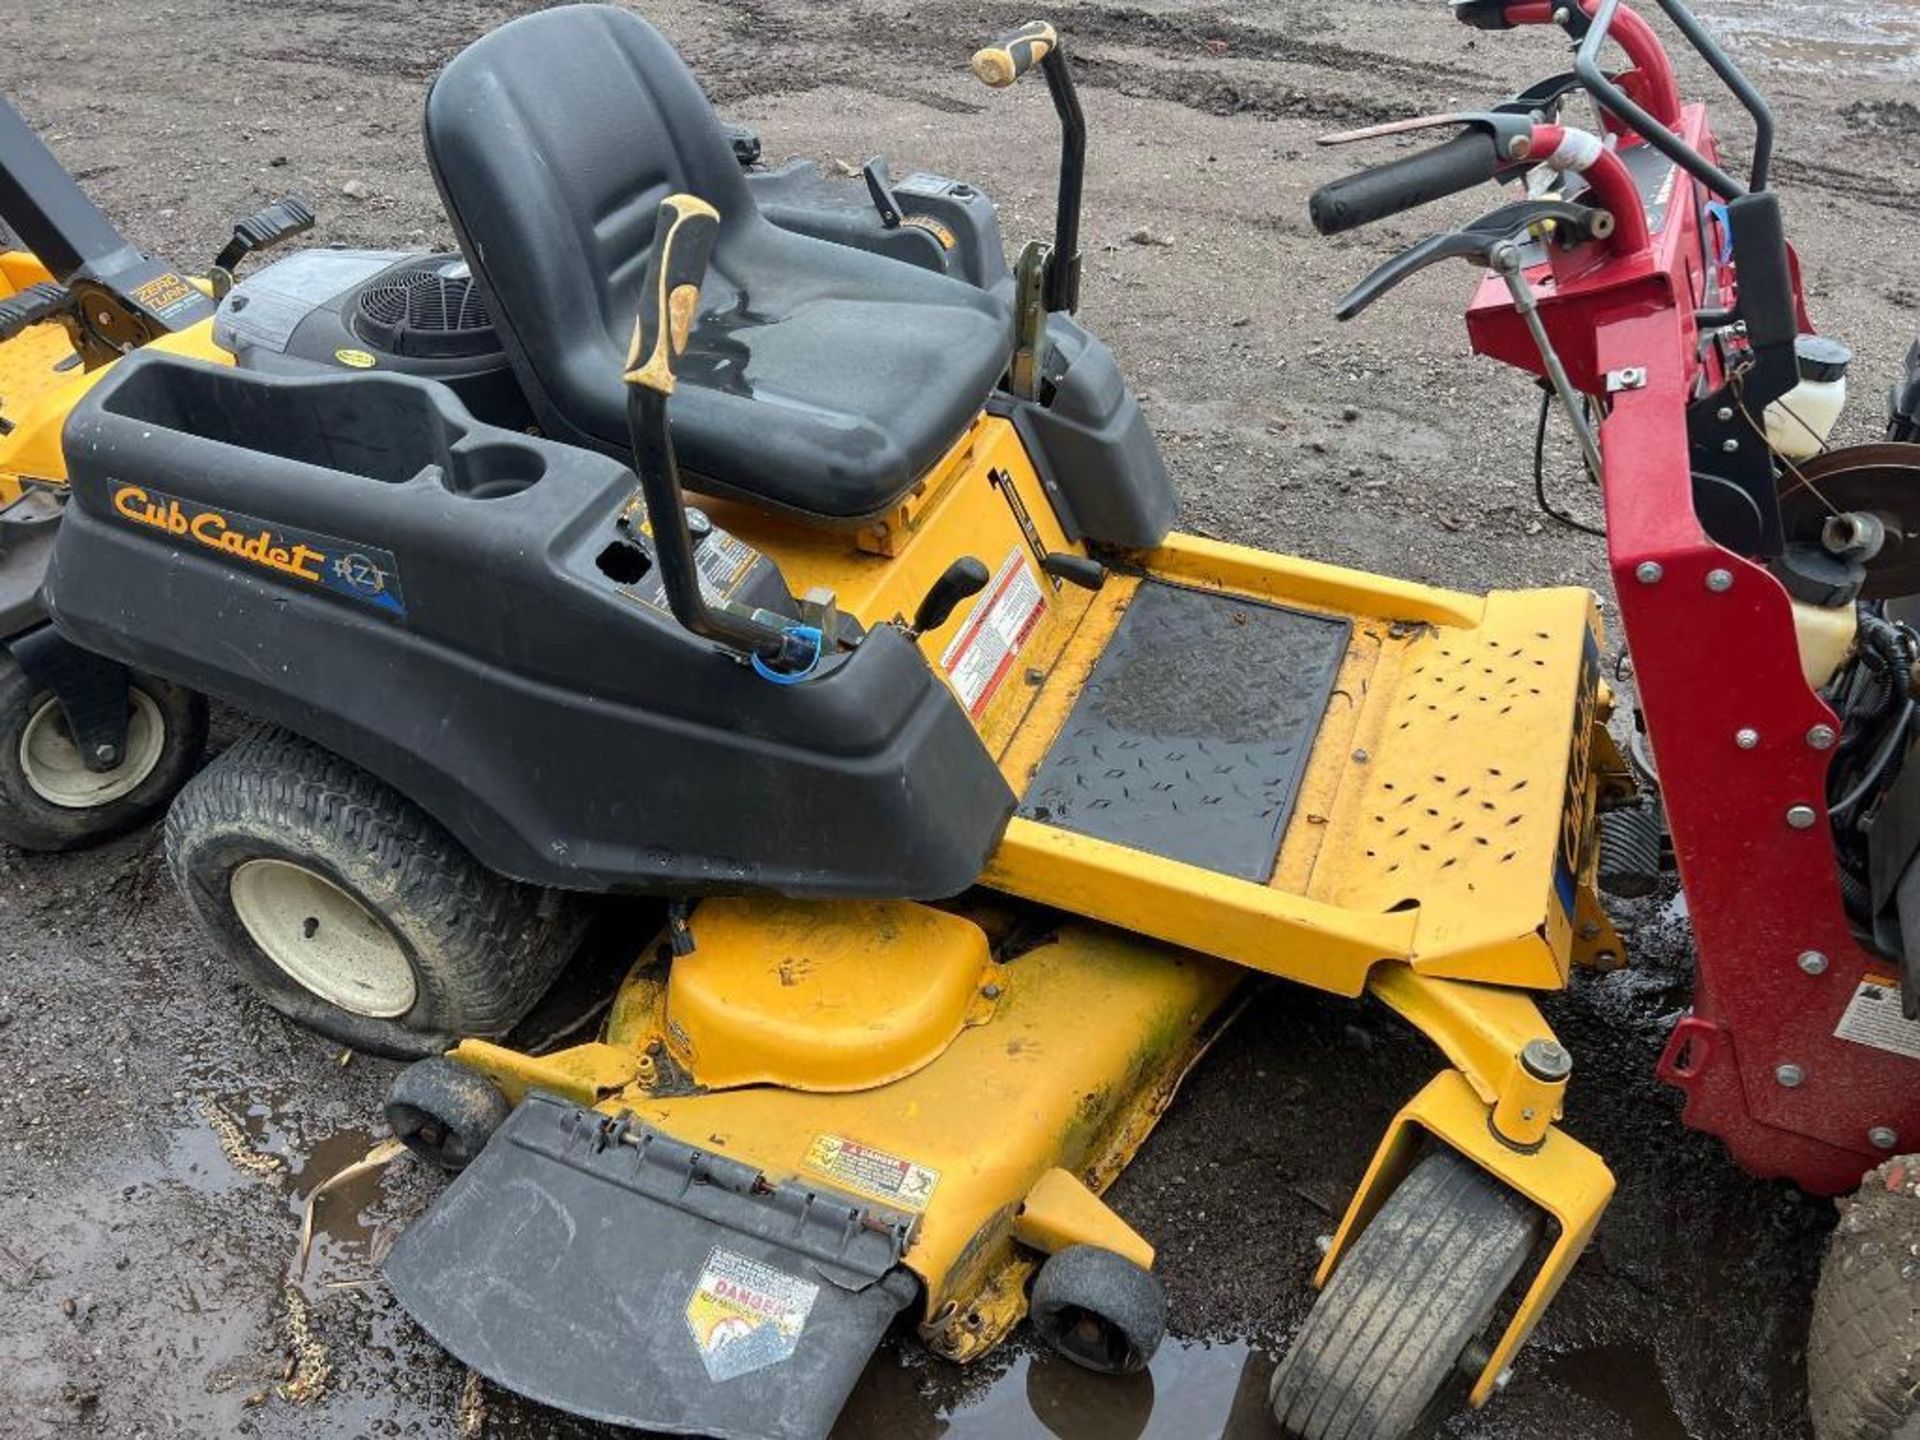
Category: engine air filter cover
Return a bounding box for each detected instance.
[352,256,496,360]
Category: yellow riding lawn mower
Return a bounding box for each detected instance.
[26,10,1626,1439]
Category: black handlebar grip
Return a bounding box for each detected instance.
[971,20,1058,87]
[625,193,721,395]
[1309,130,1508,236]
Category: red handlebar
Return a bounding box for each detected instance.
[1523,122,1652,254]
[1504,0,1683,130]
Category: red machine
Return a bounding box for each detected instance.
[1313,0,1920,1196]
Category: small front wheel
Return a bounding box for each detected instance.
[387,1057,511,1171]
[1270,1150,1544,1440]
[1029,1244,1167,1375]
[0,653,207,851]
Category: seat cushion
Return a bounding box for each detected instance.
[424,5,1014,522]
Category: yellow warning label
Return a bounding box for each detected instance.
[683,1247,817,1382]
[333,347,377,369]
[802,1133,940,1211]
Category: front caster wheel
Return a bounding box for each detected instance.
[1029,1245,1166,1375]
[0,653,207,851]
[1269,1150,1544,1440]
[387,1057,510,1171]
[165,727,584,1058]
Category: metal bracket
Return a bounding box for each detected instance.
[6,625,131,771]
[1605,367,1648,392]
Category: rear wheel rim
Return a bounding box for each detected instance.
[230,859,417,1018]
[18,690,167,809]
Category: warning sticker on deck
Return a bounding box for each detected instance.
[1834,971,1920,1061]
[939,546,1047,717]
[802,1134,940,1211]
[684,1247,819,1382]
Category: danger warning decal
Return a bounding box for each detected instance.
[939,545,1047,718]
[1834,972,1920,1063]
[684,1247,819,1383]
[802,1134,940,1211]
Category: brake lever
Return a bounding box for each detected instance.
[1496,71,1590,118]
[1333,199,1603,321]
[1318,108,1534,159]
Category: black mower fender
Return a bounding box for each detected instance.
[48,353,1016,898]
[5,622,130,772]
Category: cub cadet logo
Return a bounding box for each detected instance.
[113,485,327,584]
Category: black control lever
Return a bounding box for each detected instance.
[1334,198,1605,320]
[908,557,990,639]
[211,196,315,296]
[863,158,903,230]
[625,193,818,678]
[0,280,73,344]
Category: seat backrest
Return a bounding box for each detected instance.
[423,5,752,453]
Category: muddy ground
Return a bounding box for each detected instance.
[5,0,1920,1436]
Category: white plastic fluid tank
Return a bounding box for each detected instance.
[1766,334,1851,460]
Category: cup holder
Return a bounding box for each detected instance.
[445,440,546,499]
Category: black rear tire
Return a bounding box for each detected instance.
[164,727,583,1058]
[1029,1245,1167,1376]
[387,1057,510,1171]
[0,652,207,852]
[1270,1150,1544,1440]
[1809,1156,1920,1440]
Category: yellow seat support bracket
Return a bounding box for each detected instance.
[1316,1067,1615,1408]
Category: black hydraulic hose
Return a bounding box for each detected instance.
[1831,698,1914,820]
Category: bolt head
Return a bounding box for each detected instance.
[1716,406,1735,422]
[92,743,119,765]
[1776,1063,1806,1088]
[1871,1126,1899,1150]
[1635,561,1664,584]
[1722,438,1741,453]
[1706,568,1734,592]
[1807,724,1837,750]
[1522,1038,1573,1082]
[1507,135,1531,160]
[1735,728,1759,750]
[1787,804,1818,830]
[1799,950,1829,976]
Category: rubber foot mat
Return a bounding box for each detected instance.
[1018,582,1350,882]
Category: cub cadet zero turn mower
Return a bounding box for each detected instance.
[38,10,1626,1439]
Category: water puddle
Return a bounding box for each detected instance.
[837,1338,1276,1439]
[1694,1,1920,77]
[1543,1343,1691,1440]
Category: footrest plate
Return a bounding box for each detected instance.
[1017,581,1349,882]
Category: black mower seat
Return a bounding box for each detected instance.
[424,5,1015,524]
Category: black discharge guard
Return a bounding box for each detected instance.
[384,1093,918,1440]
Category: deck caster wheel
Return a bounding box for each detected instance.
[387,1057,510,1171]
[164,728,584,1059]
[1269,1150,1544,1440]
[1808,1155,1920,1440]
[1029,1245,1166,1375]
[0,653,207,852]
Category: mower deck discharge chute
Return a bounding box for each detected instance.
[28,8,1635,1438]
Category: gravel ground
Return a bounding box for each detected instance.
[4,1,1919,1436]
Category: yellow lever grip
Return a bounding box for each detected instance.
[625,192,721,395]
[970,20,1058,88]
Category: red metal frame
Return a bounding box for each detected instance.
[1460,4,1920,1194]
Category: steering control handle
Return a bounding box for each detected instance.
[971,21,1058,87]
[1310,130,1508,236]
[625,193,721,396]
[623,195,815,675]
